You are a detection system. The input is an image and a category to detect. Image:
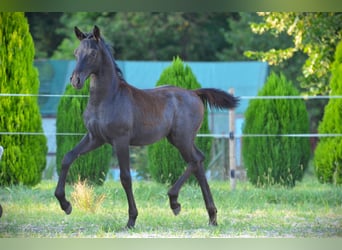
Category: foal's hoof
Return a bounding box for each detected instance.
[209,214,218,226]
[126,223,135,230]
[209,219,218,226]
[63,203,72,215]
[172,204,181,216]
[126,218,136,229]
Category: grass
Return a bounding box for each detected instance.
[0,173,341,238]
[71,179,106,213]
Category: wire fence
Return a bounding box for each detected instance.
[1,93,342,138]
[1,93,342,99]
[0,132,342,138]
[0,93,89,98]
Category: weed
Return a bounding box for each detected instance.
[71,178,105,213]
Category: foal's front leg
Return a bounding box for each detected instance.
[55,134,102,214]
[115,141,138,228]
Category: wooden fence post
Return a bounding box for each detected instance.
[229,88,236,190]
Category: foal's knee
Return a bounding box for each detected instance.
[61,151,77,167]
[120,169,132,187]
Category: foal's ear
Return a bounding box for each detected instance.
[74,26,86,41]
[93,25,101,42]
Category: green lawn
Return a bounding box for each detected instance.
[0,174,341,237]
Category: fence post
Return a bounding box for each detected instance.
[229,88,236,190]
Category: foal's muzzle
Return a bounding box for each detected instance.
[70,72,85,89]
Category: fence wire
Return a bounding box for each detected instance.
[0,93,88,98]
[1,93,341,138]
[1,93,342,100]
[0,132,341,138]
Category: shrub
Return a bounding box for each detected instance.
[314,41,342,185]
[147,57,212,184]
[242,72,311,187]
[56,80,112,185]
[0,13,47,186]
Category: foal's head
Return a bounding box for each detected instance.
[70,26,111,89]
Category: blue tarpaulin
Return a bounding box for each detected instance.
[36,60,268,134]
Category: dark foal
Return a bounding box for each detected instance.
[54,26,239,228]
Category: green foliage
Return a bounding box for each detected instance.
[219,12,306,90]
[242,72,311,187]
[314,41,342,185]
[52,12,233,61]
[147,57,212,184]
[25,13,64,59]
[0,13,47,186]
[132,146,149,180]
[245,12,342,96]
[56,80,111,185]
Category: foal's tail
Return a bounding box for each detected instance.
[194,88,240,110]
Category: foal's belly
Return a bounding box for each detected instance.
[130,125,169,146]
[86,118,129,142]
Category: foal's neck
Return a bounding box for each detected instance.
[89,45,120,104]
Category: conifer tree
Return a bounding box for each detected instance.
[56,80,111,185]
[0,13,47,186]
[147,57,212,184]
[242,72,310,187]
[314,41,342,185]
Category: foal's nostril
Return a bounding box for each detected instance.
[70,74,82,89]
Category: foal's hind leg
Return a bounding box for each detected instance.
[167,136,217,225]
[192,147,217,226]
[166,134,196,215]
[167,161,195,215]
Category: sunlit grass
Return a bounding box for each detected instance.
[0,173,341,237]
[71,179,106,213]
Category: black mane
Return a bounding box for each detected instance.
[87,32,126,82]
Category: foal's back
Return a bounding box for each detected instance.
[122,83,204,146]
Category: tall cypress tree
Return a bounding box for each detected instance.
[242,72,310,187]
[147,57,212,184]
[0,13,47,186]
[56,80,112,185]
[314,41,342,185]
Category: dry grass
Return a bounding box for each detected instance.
[71,179,106,213]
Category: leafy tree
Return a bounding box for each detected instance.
[25,12,64,59]
[244,12,342,136]
[56,80,112,185]
[51,12,104,59]
[0,13,47,186]
[314,41,342,185]
[242,72,311,187]
[52,12,236,61]
[219,12,306,89]
[147,57,212,184]
[245,12,342,96]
